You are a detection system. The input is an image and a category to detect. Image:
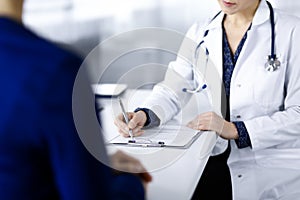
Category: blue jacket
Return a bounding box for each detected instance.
[0,17,144,200]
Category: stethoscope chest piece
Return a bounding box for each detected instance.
[265,55,280,72]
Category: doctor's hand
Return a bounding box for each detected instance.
[114,111,147,137]
[186,112,239,140]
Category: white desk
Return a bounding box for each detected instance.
[97,89,217,200]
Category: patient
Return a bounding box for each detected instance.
[0,0,151,199]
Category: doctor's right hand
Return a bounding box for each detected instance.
[114,111,147,137]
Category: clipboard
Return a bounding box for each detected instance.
[108,125,203,149]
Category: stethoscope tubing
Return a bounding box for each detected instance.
[183,1,278,93]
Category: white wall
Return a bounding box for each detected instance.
[23,0,220,87]
[23,1,219,43]
[269,0,300,17]
[23,0,300,46]
[22,0,300,87]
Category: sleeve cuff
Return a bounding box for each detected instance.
[233,121,252,149]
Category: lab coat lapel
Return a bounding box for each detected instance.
[231,0,270,81]
[205,14,224,80]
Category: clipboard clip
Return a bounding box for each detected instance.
[128,139,165,147]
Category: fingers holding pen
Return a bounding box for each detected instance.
[128,111,147,129]
[127,111,147,136]
[114,113,130,136]
[114,112,145,137]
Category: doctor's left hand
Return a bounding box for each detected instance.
[186,112,239,140]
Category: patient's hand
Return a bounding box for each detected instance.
[110,150,152,190]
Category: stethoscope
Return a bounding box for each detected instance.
[265,1,281,72]
[183,1,280,94]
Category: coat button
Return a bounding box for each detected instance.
[236,115,241,119]
[236,84,242,87]
[238,174,242,178]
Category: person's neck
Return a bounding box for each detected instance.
[225,1,260,27]
[0,1,23,23]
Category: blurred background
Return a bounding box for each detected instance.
[23,0,300,88]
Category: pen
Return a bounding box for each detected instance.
[118,97,134,140]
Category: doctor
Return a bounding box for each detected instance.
[115,0,300,199]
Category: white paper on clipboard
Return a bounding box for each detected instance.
[108,125,203,149]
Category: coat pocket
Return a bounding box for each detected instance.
[253,60,287,114]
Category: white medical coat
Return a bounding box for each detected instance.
[142,1,300,199]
